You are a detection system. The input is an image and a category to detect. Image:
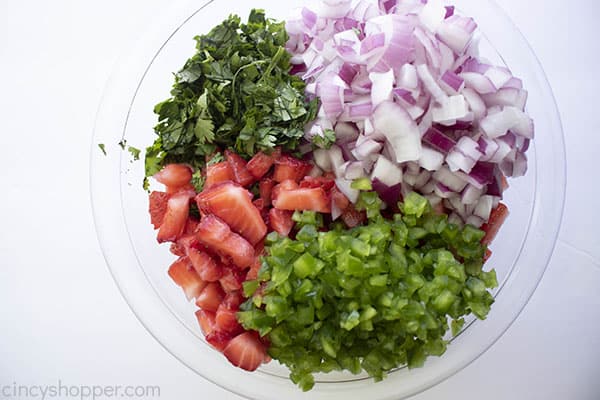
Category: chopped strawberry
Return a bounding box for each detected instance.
[481,203,509,245]
[483,248,493,262]
[223,332,268,372]
[330,185,350,211]
[154,164,193,192]
[223,291,244,309]
[246,151,276,179]
[195,309,216,335]
[205,330,234,352]
[272,187,331,213]
[259,177,275,206]
[168,257,206,301]
[188,248,223,282]
[273,154,312,183]
[269,208,294,237]
[149,191,169,229]
[246,257,263,281]
[205,161,235,189]
[195,215,256,269]
[170,233,200,257]
[271,179,299,203]
[300,175,335,191]
[341,206,366,228]
[219,264,246,292]
[196,182,267,245]
[157,192,193,243]
[195,282,226,312]
[215,304,244,335]
[225,149,255,187]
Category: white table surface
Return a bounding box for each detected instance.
[1,0,599,399]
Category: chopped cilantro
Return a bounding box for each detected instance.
[143,9,317,187]
[98,143,107,155]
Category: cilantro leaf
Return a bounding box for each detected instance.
[143,10,316,186]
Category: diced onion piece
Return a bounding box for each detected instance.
[370,154,403,187]
[372,101,422,163]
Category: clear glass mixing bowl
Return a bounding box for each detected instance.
[90,1,566,399]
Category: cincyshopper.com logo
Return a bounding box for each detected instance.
[1,381,160,400]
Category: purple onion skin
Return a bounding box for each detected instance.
[372,179,402,207]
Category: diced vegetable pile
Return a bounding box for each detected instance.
[139,0,529,392]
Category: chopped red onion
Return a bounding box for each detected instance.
[335,177,360,202]
[440,71,465,94]
[422,127,456,154]
[284,0,533,223]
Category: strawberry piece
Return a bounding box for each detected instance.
[273,187,331,213]
[195,309,216,335]
[215,304,244,335]
[246,151,276,179]
[195,215,256,269]
[205,330,234,352]
[481,203,509,245]
[341,206,366,228]
[269,208,294,237]
[246,257,262,281]
[273,154,312,183]
[195,282,226,312]
[170,233,200,257]
[188,248,223,282]
[259,178,275,206]
[300,176,335,191]
[223,332,269,372]
[154,164,193,192]
[196,182,267,245]
[483,248,493,262]
[331,185,350,211]
[219,264,246,292]
[157,192,192,243]
[149,191,169,229]
[168,257,206,301]
[223,290,244,309]
[205,161,235,189]
[225,150,255,187]
[271,179,299,203]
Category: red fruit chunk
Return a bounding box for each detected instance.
[188,248,223,282]
[154,164,193,192]
[300,176,335,191]
[330,185,350,211]
[273,187,331,213]
[168,257,206,301]
[273,154,312,183]
[205,161,235,189]
[246,151,275,179]
[223,332,269,372]
[269,208,294,237]
[481,203,509,245]
[246,257,262,281]
[196,182,267,245]
[195,282,226,312]
[170,233,199,257]
[271,179,299,203]
[225,150,255,187]
[195,215,255,269]
[341,206,366,228]
[219,264,246,292]
[205,330,234,352]
[195,309,216,335]
[157,192,192,243]
[215,304,243,335]
[149,191,169,229]
[223,291,244,309]
[483,248,493,262]
[259,178,275,206]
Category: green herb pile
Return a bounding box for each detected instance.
[143,9,317,188]
[238,192,497,391]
